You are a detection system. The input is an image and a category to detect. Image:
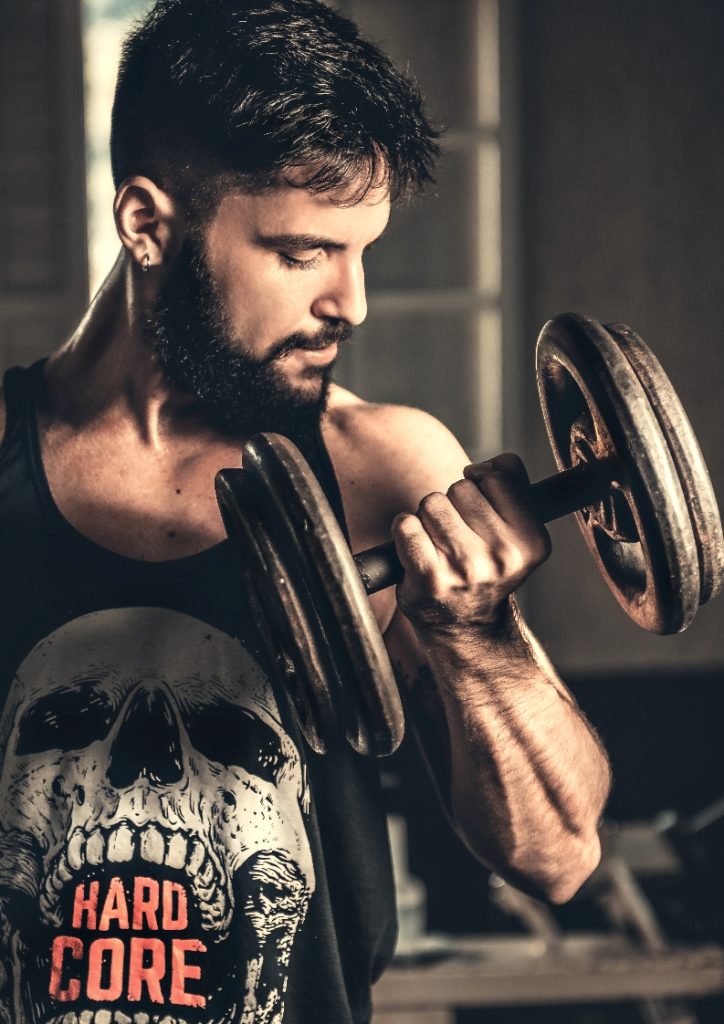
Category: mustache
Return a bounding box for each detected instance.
[264,322,353,363]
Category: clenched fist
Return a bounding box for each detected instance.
[390,453,551,635]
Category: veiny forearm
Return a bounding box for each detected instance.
[414,605,611,902]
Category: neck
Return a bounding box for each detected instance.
[45,250,209,449]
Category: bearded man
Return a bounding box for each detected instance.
[0,2,610,1023]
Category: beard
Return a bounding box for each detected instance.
[144,237,352,442]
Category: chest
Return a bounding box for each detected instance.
[40,426,240,561]
[38,421,397,629]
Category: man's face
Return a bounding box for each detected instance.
[147,179,391,439]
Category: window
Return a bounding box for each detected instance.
[83,0,152,296]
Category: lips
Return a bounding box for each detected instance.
[40,824,231,938]
[295,337,339,352]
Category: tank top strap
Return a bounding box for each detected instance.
[0,359,45,460]
[306,424,351,545]
[0,360,37,440]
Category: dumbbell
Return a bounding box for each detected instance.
[216,313,724,757]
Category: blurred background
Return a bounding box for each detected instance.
[2,0,724,1020]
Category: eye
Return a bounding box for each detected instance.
[184,699,288,784]
[277,251,322,271]
[16,681,115,755]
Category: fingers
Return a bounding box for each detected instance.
[395,455,551,586]
[465,452,530,485]
[463,453,542,539]
[417,488,494,567]
[390,510,440,579]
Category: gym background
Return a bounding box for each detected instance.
[1,0,723,1021]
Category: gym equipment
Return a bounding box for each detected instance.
[537,317,723,633]
[216,313,724,757]
[374,818,724,1021]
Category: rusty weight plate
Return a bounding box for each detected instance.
[536,313,702,634]
[216,433,403,757]
[605,321,724,606]
[215,465,335,754]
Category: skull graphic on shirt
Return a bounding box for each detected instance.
[0,607,315,1024]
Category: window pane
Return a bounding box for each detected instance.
[336,310,482,451]
[365,147,479,292]
[83,0,153,294]
[343,0,478,132]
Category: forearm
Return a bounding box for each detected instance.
[414,603,611,902]
[387,454,612,901]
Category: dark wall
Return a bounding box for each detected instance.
[513,0,724,673]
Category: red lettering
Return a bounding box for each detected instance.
[170,938,207,1008]
[162,880,188,931]
[132,877,159,930]
[72,881,99,930]
[128,937,165,1003]
[48,932,207,1008]
[99,877,130,931]
[48,935,82,1002]
[86,938,124,1001]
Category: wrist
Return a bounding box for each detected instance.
[409,597,533,669]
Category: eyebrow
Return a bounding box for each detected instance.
[255,227,388,253]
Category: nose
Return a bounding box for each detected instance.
[107,687,185,788]
[311,258,367,327]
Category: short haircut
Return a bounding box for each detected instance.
[111,0,441,220]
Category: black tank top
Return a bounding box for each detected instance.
[0,361,396,1024]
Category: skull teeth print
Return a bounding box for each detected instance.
[47,1014,192,1023]
[40,824,231,936]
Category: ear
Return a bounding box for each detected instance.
[113,176,183,273]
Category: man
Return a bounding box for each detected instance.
[0,1,610,1022]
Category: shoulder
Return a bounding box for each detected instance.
[323,385,471,546]
[0,387,6,448]
[326,384,470,493]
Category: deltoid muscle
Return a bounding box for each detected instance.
[0,607,316,1024]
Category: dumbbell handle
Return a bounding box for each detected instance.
[353,459,619,595]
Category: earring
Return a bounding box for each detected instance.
[143,253,151,273]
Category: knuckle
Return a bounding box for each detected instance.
[498,451,525,470]
[447,479,477,503]
[503,545,527,577]
[484,468,507,484]
[392,512,420,536]
[455,552,483,583]
[533,528,553,564]
[418,491,448,516]
[491,451,529,484]
[486,544,508,579]
[501,529,551,577]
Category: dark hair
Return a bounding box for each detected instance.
[111,0,440,219]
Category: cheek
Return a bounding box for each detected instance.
[217,261,310,341]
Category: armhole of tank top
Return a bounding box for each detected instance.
[0,365,29,464]
[0,359,47,469]
[312,425,352,546]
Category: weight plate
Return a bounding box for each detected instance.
[536,313,700,634]
[217,434,404,757]
[215,468,335,754]
[605,322,724,606]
